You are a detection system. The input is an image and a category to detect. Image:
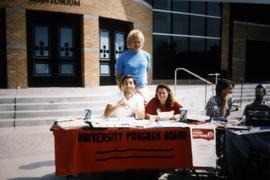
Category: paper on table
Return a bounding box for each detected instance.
[57,119,89,130]
[157,111,174,120]
[144,120,190,128]
[233,126,270,135]
[186,114,210,122]
[88,117,150,128]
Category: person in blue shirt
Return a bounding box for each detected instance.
[115,29,151,102]
[205,79,235,119]
[205,79,235,173]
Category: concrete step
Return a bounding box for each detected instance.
[0,101,106,112]
[16,101,106,111]
[0,113,105,127]
[15,96,110,103]
[0,104,14,111]
[0,84,269,127]
[0,97,15,104]
[0,111,14,119]
[0,119,16,127]
[16,108,103,118]
[0,108,104,119]
[0,116,79,127]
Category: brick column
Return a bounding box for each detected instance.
[221,3,230,74]
[6,8,27,88]
[82,15,99,87]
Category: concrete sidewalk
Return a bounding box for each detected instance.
[0,125,62,180]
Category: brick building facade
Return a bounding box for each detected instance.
[0,0,152,88]
[1,0,270,89]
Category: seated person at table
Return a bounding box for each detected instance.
[243,84,269,116]
[104,75,145,119]
[242,84,270,125]
[145,84,183,120]
[205,79,235,120]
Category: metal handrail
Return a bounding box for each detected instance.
[174,67,214,107]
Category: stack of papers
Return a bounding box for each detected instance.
[86,117,189,128]
[56,118,89,130]
[144,120,189,128]
[157,111,174,120]
[187,114,210,122]
[87,117,150,128]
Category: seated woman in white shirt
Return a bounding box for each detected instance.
[104,75,145,119]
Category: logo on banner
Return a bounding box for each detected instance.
[192,129,214,141]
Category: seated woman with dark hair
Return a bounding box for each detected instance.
[145,84,183,121]
[206,78,235,119]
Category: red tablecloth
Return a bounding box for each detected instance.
[53,127,193,176]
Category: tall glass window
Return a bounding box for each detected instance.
[172,14,188,35]
[153,35,171,77]
[154,0,171,10]
[190,16,205,36]
[207,2,221,16]
[190,38,205,53]
[190,1,205,14]
[115,32,125,60]
[33,25,49,58]
[172,0,189,12]
[172,36,188,54]
[207,18,221,37]
[154,12,171,34]
[152,0,222,79]
[59,27,74,58]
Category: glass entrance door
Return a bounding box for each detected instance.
[99,17,133,85]
[99,30,125,85]
[27,10,82,87]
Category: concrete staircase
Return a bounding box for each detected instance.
[0,84,269,127]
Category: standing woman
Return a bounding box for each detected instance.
[115,29,151,102]
[145,84,183,120]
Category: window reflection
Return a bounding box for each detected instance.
[190,1,205,14]
[207,39,220,52]
[100,30,110,60]
[59,27,74,58]
[190,38,205,53]
[154,12,171,33]
[172,36,188,54]
[190,16,205,36]
[207,2,221,16]
[115,32,125,60]
[153,35,171,78]
[100,63,110,76]
[34,63,50,76]
[172,36,189,73]
[33,26,49,57]
[153,0,171,10]
[172,14,188,34]
[207,18,221,37]
[152,1,221,79]
[60,64,75,76]
[172,0,188,12]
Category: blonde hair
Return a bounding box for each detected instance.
[127,29,145,49]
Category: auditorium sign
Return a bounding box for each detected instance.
[29,0,80,7]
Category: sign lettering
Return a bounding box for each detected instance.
[78,130,187,143]
[29,0,80,7]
